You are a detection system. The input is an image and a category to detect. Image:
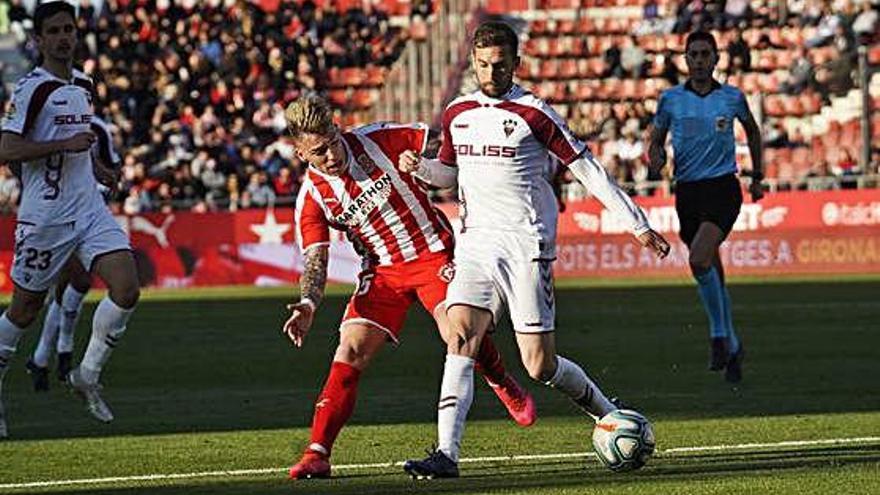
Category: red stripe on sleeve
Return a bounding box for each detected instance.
[23,81,64,136]
[438,100,481,166]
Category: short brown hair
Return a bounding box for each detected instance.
[284,95,335,137]
[34,1,76,36]
[473,21,518,54]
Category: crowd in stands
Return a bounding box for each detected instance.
[536,0,880,198]
[0,0,877,214]
[1,0,414,214]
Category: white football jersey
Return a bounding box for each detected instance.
[2,67,103,226]
[439,84,586,254]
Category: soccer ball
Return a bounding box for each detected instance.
[591,409,655,472]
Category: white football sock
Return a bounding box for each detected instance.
[437,354,475,463]
[0,314,26,383]
[32,301,61,367]
[545,355,615,420]
[80,297,134,384]
[57,286,87,354]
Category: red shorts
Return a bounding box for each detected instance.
[341,251,454,342]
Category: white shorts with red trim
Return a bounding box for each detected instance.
[446,230,555,333]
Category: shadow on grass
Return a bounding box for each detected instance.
[35,444,880,495]
[4,281,880,441]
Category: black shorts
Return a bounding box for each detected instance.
[675,173,742,247]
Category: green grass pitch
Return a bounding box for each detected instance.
[0,278,878,494]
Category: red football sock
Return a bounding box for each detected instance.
[474,335,507,385]
[308,361,361,456]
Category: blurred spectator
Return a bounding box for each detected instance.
[727,31,751,73]
[603,44,622,78]
[780,46,815,94]
[0,165,20,214]
[815,46,855,101]
[620,36,647,78]
[616,124,644,170]
[806,8,843,47]
[834,148,860,176]
[764,121,791,148]
[8,0,27,44]
[273,166,298,197]
[853,2,879,44]
[723,0,750,27]
[660,50,680,86]
[246,171,276,207]
[802,160,838,191]
[7,0,409,213]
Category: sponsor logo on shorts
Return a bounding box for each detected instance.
[715,116,729,132]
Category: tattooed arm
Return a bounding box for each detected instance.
[282,244,329,347]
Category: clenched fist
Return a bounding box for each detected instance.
[398,149,422,174]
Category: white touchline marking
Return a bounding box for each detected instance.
[2,436,878,489]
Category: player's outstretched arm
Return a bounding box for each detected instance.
[567,153,669,258]
[283,244,329,347]
[398,150,457,188]
[0,131,96,163]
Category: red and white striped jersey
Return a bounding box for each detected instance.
[439,84,587,254]
[295,123,455,267]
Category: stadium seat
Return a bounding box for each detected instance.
[539,59,559,79]
[558,19,576,35]
[575,80,595,101]
[577,17,595,35]
[364,66,386,87]
[869,45,880,65]
[560,59,578,79]
[531,19,548,36]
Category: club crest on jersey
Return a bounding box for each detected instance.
[356,153,376,174]
[503,119,517,138]
[333,174,393,226]
[437,262,455,283]
[715,116,729,132]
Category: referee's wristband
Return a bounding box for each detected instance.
[300,298,317,312]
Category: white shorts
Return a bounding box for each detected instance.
[446,231,556,333]
[11,209,130,292]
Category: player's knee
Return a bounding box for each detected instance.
[69,274,92,294]
[333,342,372,369]
[110,284,140,309]
[688,253,712,275]
[523,355,555,382]
[6,298,43,328]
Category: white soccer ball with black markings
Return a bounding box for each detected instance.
[591,409,655,472]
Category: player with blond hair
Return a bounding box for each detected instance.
[282,94,535,479]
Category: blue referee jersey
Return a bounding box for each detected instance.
[653,81,750,183]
